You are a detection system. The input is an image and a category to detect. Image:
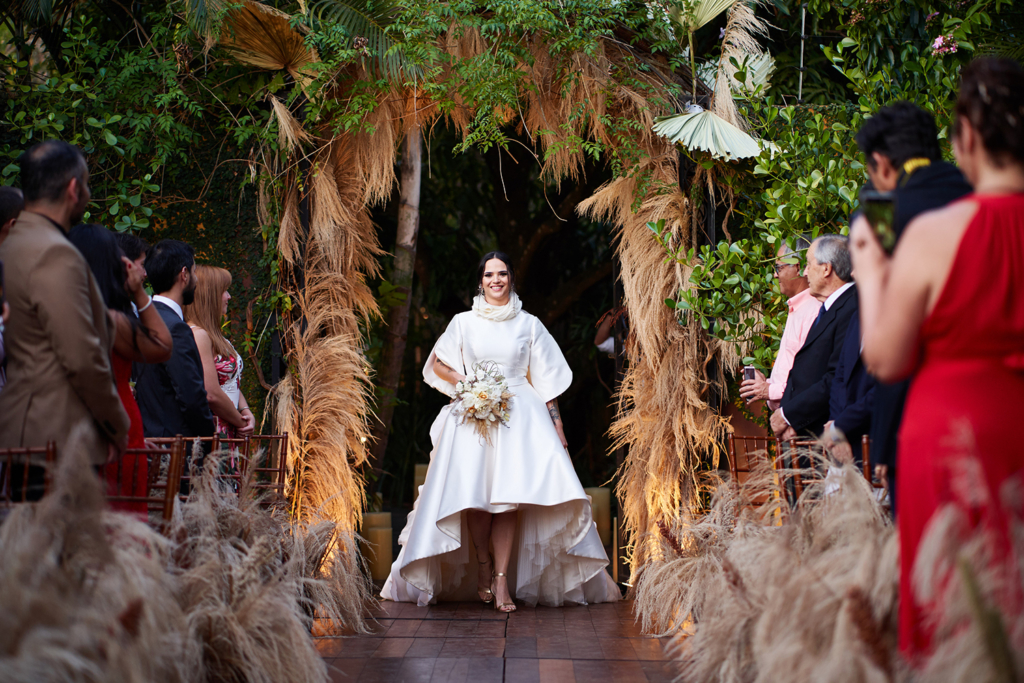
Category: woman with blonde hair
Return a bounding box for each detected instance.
[184,265,254,438]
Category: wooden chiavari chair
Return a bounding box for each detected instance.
[104,436,186,524]
[147,433,288,504]
[777,437,829,502]
[860,434,890,505]
[0,442,56,509]
[725,432,781,518]
[725,433,777,486]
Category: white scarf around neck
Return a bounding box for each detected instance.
[472,291,522,321]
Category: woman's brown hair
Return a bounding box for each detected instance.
[954,57,1024,168]
[184,265,236,358]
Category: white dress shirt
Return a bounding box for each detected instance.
[152,294,183,321]
[780,281,855,427]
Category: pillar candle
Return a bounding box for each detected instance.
[413,463,429,501]
[364,526,393,582]
[585,486,612,546]
[363,511,392,531]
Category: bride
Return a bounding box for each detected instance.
[381,251,620,611]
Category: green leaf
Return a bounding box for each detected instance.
[664,298,677,309]
[104,130,117,146]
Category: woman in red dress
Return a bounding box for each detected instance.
[852,58,1024,659]
[68,225,172,515]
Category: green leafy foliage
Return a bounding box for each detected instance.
[0,13,201,231]
[660,0,1014,377]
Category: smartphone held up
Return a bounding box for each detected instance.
[859,188,898,254]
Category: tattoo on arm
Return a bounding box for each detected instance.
[547,400,561,423]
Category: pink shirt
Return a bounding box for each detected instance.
[766,288,821,409]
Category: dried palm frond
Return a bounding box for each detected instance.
[220,1,318,84]
[669,0,737,33]
[653,110,766,160]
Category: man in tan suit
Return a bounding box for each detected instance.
[0,141,129,494]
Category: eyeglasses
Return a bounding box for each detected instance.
[774,261,797,273]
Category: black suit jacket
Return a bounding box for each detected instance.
[870,161,972,470]
[828,315,877,451]
[781,285,859,437]
[133,301,215,438]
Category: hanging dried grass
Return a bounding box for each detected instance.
[580,153,729,585]
[265,130,384,534]
[270,96,313,154]
[712,1,769,129]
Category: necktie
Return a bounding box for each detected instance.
[810,305,826,330]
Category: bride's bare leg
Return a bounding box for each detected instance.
[467,510,494,601]
[491,511,517,612]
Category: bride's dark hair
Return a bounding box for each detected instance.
[476,250,516,292]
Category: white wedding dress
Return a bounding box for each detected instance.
[380,294,620,607]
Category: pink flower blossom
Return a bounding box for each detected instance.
[932,34,958,54]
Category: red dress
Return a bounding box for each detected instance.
[897,193,1024,657]
[103,352,148,515]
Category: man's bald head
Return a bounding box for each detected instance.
[19,141,88,204]
[17,141,90,228]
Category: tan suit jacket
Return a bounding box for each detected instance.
[0,211,130,464]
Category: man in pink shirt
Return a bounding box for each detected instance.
[740,237,821,409]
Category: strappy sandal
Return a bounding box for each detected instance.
[492,572,516,613]
[477,554,495,604]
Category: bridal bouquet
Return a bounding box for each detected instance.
[452,362,514,444]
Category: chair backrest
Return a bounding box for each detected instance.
[104,436,186,523]
[725,433,777,484]
[777,437,829,500]
[0,442,56,507]
[146,433,289,503]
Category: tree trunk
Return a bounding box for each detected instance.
[369,125,422,475]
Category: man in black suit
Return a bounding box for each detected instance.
[854,102,972,514]
[133,239,215,438]
[771,235,858,441]
[823,314,877,465]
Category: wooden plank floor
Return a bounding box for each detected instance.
[315,599,679,682]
